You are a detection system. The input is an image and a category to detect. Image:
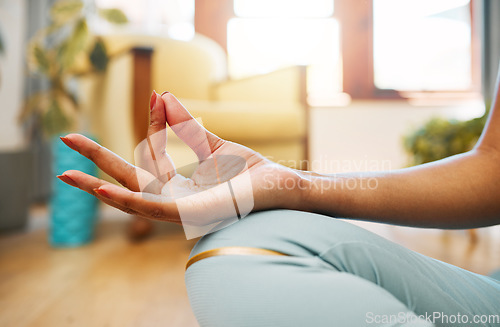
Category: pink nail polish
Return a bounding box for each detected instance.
[60,136,76,150]
[94,188,111,199]
[150,91,157,111]
[161,91,169,96]
[57,174,78,187]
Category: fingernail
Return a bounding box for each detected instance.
[150,91,157,111]
[155,91,162,106]
[94,188,110,198]
[57,174,77,187]
[160,91,169,96]
[60,136,76,149]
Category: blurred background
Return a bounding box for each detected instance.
[0,0,499,326]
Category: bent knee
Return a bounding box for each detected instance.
[185,254,431,327]
[190,210,377,259]
[185,255,338,327]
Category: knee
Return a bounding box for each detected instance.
[190,209,369,259]
[185,254,339,327]
[184,256,285,327]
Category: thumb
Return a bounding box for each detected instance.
[161,92,223,161]
[148,91,166,141]
[145,90,168,157]
[134,91,174,185]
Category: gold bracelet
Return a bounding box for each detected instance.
[186,246,288,270]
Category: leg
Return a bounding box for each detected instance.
[186,255,431,327]
[186,210,500,326]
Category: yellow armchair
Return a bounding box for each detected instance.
[80,32,308,178]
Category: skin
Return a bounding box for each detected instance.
[293,73,500,229]
[59,92,297,225]
[59,73,500,229]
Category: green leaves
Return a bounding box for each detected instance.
[89,39,108,72]
[19,92,52,126]
[23,0,129,136]
[21,90,77,136]
[403,115,487,166]
[27,42,51,74]
[98,8,128,24]
[58,18,89,71]
[42,98,71,137]
[50,0,84,24]
[34,45,50,72]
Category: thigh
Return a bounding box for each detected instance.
[187,210,500,326]
[186,255,432,327]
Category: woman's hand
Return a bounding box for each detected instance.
[58,92,300,234]
[59,68,500,231]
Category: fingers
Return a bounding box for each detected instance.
[94,184,181,224]
[57,170,145,217]
[60,133,162,194]
[134,91,176,183]
[147,91,167,148]
[161,92,224,161]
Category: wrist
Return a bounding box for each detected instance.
[282,169,315,212]
[289,170,345,215]
[262,166,303,211]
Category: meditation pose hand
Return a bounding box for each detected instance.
[58,92,300,234]
[60,74,500,233]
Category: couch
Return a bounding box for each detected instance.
[80,32,308,178]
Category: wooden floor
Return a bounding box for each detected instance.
[0,213,199,327]
[1,207,499,327]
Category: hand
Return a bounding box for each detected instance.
[58,92,300,234]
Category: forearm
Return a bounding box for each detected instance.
[292,148,500,229]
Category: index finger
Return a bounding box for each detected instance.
[61,133,162,193]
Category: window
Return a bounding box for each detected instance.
[373,0,473,91]
[337,0,479,99]
[195,0,481,101]
[234,0,334,18]
[227,0,342,103]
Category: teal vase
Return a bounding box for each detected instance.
[50,135,98,247]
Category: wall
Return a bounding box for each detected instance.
[310,99,485,173]
[0,0,26,150]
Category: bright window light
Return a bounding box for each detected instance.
[94,0,194,40]
[373,0,472,91]
[228,18,342,97]
[234,0,334,18]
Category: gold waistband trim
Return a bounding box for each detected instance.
[186,246,288,270]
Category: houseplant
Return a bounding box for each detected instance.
[403,113,487,166]
[21,0,127,246]
[403,108,488,242]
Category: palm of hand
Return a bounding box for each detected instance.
[58,92,295,230]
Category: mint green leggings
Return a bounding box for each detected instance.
[185,210,500,327]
